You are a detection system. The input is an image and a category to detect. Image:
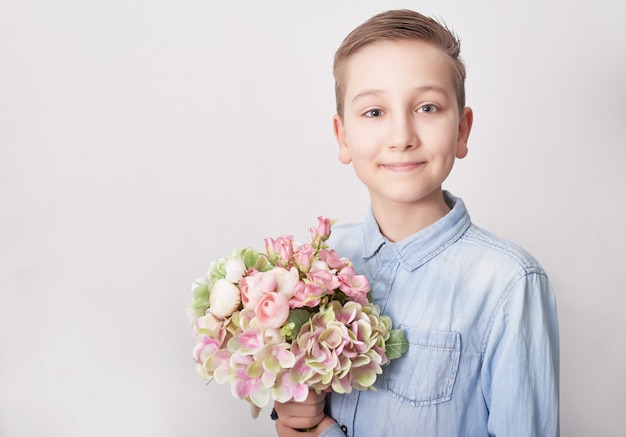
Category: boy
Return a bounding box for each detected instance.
[274,9,559,437]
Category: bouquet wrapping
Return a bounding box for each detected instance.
[187,217,408,417]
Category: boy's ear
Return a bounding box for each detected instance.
[333,114,352,164]
[456,107,473,159]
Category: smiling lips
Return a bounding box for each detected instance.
[381,162,425,171]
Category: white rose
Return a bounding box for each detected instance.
[268,266,300,299]
[209,278,241,318]
[224,257,247,283]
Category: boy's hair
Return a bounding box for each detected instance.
[333,9,466,117]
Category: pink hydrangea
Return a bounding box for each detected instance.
[288,301,390,394]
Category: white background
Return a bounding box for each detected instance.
[1,1,624,436]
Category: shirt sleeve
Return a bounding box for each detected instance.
[481,269,560,436]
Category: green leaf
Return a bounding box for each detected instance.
[254,254,271,272]
[286,309,312,341]
[193,282,210,300]
[385,329,408,361]
[241,247,260,269]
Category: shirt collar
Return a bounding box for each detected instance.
[362,191,471,271]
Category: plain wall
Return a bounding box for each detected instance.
[1,0,624,435]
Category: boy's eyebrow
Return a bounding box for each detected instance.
[351,89,384,102]
[351,85,450,103]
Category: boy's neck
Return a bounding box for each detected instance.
[371,189,451,243]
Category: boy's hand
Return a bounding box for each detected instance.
[274,389,335,436]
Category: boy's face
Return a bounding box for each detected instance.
[334,39,472,213]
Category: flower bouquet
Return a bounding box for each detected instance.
[187,217,408,417]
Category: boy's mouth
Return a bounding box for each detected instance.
[381,162,425,171]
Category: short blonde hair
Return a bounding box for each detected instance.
[333,9,466,117]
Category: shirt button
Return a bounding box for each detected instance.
[340,424,348,435]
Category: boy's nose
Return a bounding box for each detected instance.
[388,114,418,151]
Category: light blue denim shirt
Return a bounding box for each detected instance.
[320,192,559,437]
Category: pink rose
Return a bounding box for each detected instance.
[307,217,332,245]
[290,281,326,309]
[293,243,315,271]
[265,235,294,264]
[239,270,277,308]
[309,216,331,242]
[315,216,332,238]
[309,269,340,292]
[320,249,349,270]
[337,266,370,305]
[254,292,290,329]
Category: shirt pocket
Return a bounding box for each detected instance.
[384,326,461,406]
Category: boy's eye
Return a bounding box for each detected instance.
[364,109,382,118]
[418,104,438,114]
